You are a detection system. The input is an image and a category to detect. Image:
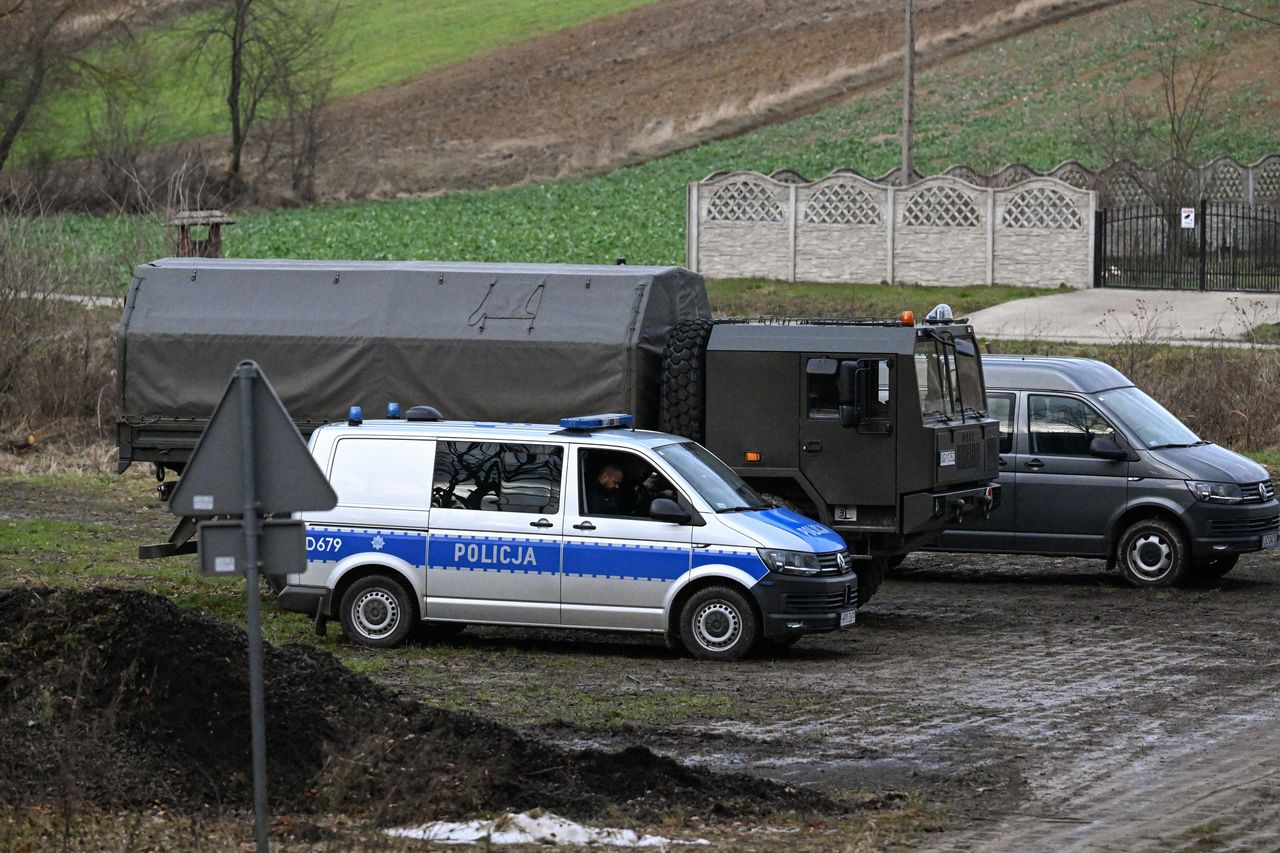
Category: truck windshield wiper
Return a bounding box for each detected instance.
[922,408,952,423]
[1147,442,1199,450]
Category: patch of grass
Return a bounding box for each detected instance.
[19,0,660,161]
[708,279,1049,319]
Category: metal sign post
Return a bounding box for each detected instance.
[170,361,336,852]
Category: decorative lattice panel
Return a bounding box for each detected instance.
[1256,160,1280,199]
[1110,176,1147,205]
[706,180,786,223]
[1208,163,1245,200]
[803,183,882,225]
[1001,188,1083,230]
[902,186,980,227]
[1054,165,1090,189]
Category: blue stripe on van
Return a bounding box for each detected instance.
[428,533,561,576]
[305,526,426,567]
[562,540,690,582]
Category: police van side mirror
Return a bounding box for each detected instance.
[649,497,692,524]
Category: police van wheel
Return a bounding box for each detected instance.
[680,586,758,661]
[340,574,414,648]
[1116,518,1191,588]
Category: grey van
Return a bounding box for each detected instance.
[930,356,1278,586]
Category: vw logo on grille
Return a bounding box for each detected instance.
[1262,481,1276,501]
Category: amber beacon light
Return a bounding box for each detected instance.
[899,310,915,326]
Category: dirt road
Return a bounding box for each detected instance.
[371,549,1280,849]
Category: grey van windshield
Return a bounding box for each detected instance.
[1094,386,1200,448]
[654,442,769,512]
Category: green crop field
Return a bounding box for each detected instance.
[19,0,659,162]
[45,1,1280,295]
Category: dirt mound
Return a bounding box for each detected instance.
[0,588,832,822]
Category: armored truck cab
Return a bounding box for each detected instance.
[690,319,999,560]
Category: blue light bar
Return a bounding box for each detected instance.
[559,413,634,431]
[386,401,401,419]
[347,405,363,426]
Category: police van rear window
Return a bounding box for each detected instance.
[330,437,433,509]
[432,441,563,514]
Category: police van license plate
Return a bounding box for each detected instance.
[839,609,856,627]
[1263,533,1279,549]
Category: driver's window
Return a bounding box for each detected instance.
[579,449,683,519]
[1029,395,1115,457]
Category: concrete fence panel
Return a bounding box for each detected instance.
[993,179,1095,287]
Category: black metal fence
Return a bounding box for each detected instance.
[1094,201,1280,291]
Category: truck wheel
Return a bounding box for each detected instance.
[339,574,415,648]
[1115,518,1191,588]
[680,585,758,661]
[1194,554,1239,581]
[659,318,714,443]
[857,556,888,606]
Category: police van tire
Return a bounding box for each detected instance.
[679,585,758,661]
[857,556,888,606]
[659,318,715,444]
[1116,518,1191,588]
[339,574,415,648]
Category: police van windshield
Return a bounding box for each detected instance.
[1094,386,1201,449]
[915,332,985,422]
[654,442,770,512]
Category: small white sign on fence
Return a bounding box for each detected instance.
[1181,207,1196,229]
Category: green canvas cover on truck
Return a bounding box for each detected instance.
[117,258,710,470]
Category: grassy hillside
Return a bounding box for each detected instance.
[57,0,1280,283]
[19,0,659,161]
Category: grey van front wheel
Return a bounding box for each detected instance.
[1116,518,1191,587]
[680,586,758,661]
[340,574,414,648]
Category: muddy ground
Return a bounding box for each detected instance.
[4,470,1280,849]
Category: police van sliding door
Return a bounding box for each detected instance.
[563,448,693,631]
[425,441,566,625]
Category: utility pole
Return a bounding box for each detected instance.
[901,0,916,186]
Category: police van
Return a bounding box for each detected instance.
[272,409,857,660]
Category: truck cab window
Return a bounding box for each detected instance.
[580,449,683,519]
[432,442,563,513]
[806,357,839,418]
[1028,395,1116,457]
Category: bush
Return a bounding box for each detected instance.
[0,212,162,446]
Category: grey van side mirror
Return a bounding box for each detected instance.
[1089,436,1129,461]
[649,498,692,524]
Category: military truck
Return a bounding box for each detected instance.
[118,258,1000,603]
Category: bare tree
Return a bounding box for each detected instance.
[189,0,343,187]
[0,0,138,173]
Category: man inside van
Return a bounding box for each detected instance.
[586,462,627,515]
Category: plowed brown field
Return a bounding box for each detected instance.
[316,0,1124,199]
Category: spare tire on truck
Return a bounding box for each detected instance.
[659,318,715,444]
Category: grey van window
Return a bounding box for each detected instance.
[432,442,562,513]
[989,393,1014,455]
[1094,386,1199,448]
[1029,395,1116,457]
[330,437,432,508]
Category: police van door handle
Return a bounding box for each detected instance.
[1024,458,1045,469]
[572,521,596,531]
[802,441,823,453]
[530,518,554,529]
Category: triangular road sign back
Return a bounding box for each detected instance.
[170,361,337,517]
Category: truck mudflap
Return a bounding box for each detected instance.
[902,483,1001,536]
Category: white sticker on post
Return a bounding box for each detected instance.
[214,556,236,573]
[194,495,214,511]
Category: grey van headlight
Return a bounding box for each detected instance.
[758,548,822,575]
[1187,481,1243,504]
